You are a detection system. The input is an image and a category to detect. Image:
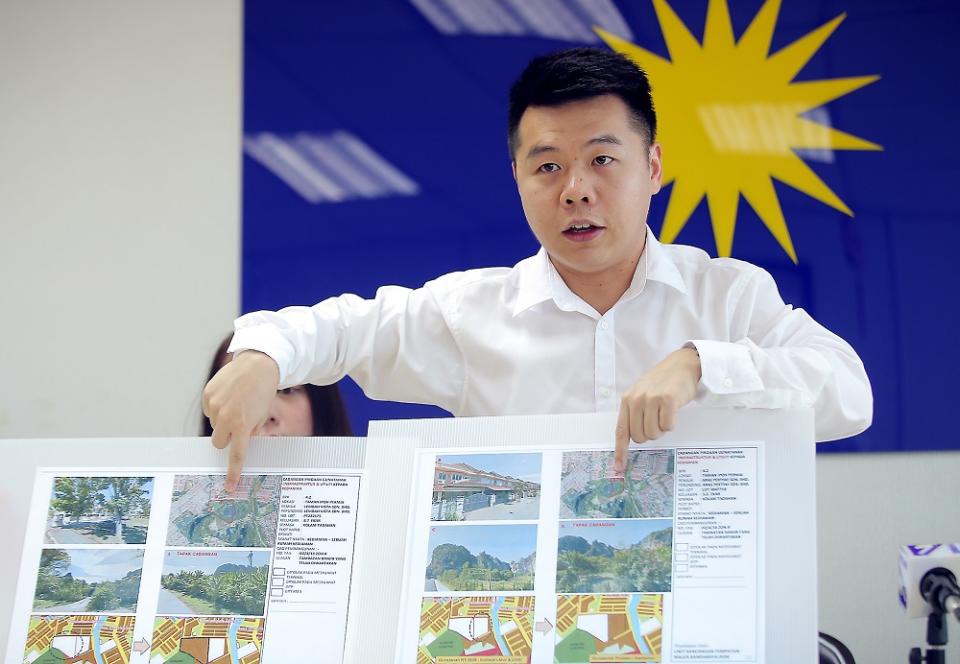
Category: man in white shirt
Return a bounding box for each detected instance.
[204,47,872,490]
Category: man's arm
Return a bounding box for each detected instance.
[203,283,465,488]
[614,265,873,469]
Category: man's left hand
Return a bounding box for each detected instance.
[614,347,702,471]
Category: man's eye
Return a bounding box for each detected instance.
[594,155,614,166]
[538,163,560,173]
[278,387,302,395]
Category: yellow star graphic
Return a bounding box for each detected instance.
[598,0,882,262]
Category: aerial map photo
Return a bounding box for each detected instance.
[166,475,281,547]
[560,450,674,519]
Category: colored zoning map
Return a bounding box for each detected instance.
[150,617,265,664]
[560,451,674,519]
[23,615,135,664]
[419,596,535,663]
[555,595,662,663]
[167,475,281,547]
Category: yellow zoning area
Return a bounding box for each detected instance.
[26,615,135,664]
[556,594,662,660]
[151,617,265,664]
[420,596,535,662]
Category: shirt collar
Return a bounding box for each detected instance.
[512,227,687,317]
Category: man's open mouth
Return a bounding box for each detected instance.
[563,223,604,238]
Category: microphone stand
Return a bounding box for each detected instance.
[909,610,947,664]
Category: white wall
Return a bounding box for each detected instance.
[0,0,241,438]
[817,451,960,662]
[2,3,958,663]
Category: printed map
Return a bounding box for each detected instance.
[167,475,281,547]
[419,596,535,663]
[560,451,674,519]
[23,615,135,664]
[555,594,663,663]
[150,617,265,664]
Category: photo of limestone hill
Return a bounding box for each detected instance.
[33,549,143,613]
[556,520,673,594]
[424,525,537,592]
[159,550,270,617]
[561,450,674,519]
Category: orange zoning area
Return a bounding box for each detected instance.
[151,617,265,664]
[25,615,135,664]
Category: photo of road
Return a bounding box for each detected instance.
[160,550,271,616]
[432,454,542,522]
[33,549,143,613]
[45,476,153,545]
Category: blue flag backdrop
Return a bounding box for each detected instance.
[241,0,960,452]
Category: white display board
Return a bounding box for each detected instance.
[348,408,817,663]
[2,408,816,663]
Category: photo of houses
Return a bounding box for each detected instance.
[432,453,541,521]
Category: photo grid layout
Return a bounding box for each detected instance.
[26,476,154,664]
[419,453,543,664]
[151,474,281,664]
[555,449,676,663]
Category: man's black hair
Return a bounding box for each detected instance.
[507,47,657,159]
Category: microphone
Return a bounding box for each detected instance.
[900,544,960,619]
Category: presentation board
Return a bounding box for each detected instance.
[2,408,817,663]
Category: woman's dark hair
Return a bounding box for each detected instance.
[201,336,353,436]
[507,46,657,158]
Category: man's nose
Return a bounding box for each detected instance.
[561,170,593,206]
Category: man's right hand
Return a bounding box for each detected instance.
[202,350,281,491]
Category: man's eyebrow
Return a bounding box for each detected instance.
[525,135,623,160]
[525,144,557,161]
[587,134,622,147]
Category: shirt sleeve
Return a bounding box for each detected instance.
[688,267,873,442]
[227,282,466,414]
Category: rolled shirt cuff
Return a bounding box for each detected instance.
[685,339,764,395]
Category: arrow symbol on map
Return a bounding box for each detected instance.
[535,618,553,635]
[133,638,150,654]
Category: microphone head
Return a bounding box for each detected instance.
[899,544,960,618]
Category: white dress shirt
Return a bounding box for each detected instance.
[229,229,872,441]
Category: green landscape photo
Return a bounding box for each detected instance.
[159,549,271,616]
[425,524,537,592]
[556,519,672,594]
[33,549,143,613]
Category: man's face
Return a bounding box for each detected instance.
[513,95,662,278]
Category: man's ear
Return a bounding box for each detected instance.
[648,143,663,195]
[511,160,518,183]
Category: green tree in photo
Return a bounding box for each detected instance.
[87,585,120,611]
[93,477,151,542]
[51,478,99,525]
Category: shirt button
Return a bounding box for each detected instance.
[600,388,611,398]
[723,378,733,388]
[599,320,608,330]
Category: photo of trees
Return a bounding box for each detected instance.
[424,524,537,592]
[46,476,153,545]
[33,549,143,613]
[159,550,270,616]
[556,520,673,594]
